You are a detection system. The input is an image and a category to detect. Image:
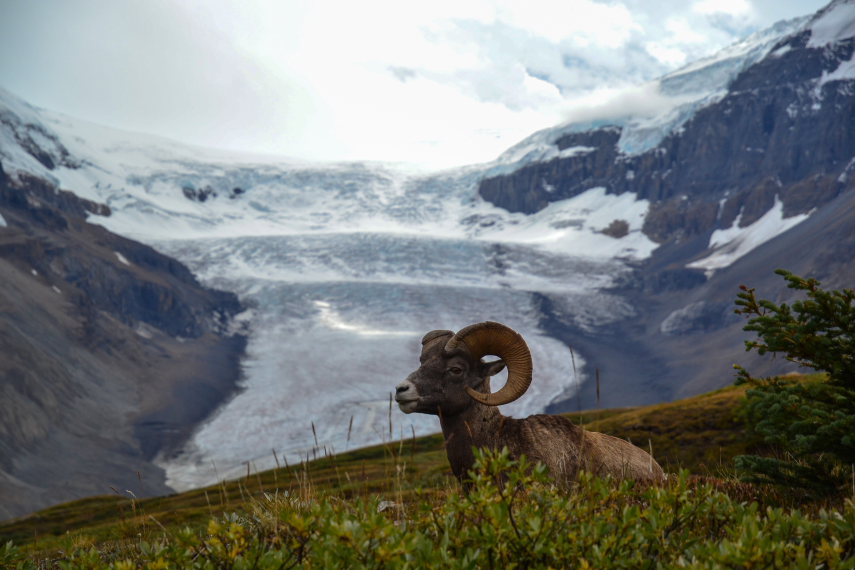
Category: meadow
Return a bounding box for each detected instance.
[2,382,853,568]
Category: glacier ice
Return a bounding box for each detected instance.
[0,88,659,490]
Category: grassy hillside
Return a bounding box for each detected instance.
[1,385,751,545]
[3,382,852,567]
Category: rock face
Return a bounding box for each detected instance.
[0,165,246,520]
[480,30,855,247]
[481,4,855,411]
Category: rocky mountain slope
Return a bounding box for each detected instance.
[0,165,246,520]
[480,11,855,246]
[476,0,855,408]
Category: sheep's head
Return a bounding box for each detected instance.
[395,321,533,416]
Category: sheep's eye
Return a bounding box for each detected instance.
[448,366,464,376]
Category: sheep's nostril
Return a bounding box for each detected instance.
[396,385,409,394]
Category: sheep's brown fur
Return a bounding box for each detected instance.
[396,328,665,485]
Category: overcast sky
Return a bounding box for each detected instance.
[0,0,830,168]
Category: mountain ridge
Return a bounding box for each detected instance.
[479,18,855,246]
[478,1,855,406]
[0,163,247,520]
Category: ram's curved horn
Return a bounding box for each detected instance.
[444,321,532,406]
[422,330,453,348]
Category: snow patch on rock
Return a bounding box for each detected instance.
[688,197,810,276]
[114,251,131,266]
[807,0,855,48]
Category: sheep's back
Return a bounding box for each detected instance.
[500,415,664,483]
[582,430,666,481]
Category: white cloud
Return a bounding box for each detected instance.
[645,43,690,67]
[693,0,753,16]
[665,17,711,45]
[0,0,829,168]
[560,81,692,125]
[494,0,641,46]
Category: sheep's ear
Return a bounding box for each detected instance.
[481,359,506,378]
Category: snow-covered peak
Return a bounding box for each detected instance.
[491,14,810,169]
[807,0,855,47]
[659,15,811,97]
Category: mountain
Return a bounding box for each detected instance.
[1,0,854,518]
[1,86,654,494]
[0,158,246,518]
[478,0,855,406]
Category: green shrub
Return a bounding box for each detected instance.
[14,449,855,568]
[734,269,855,494]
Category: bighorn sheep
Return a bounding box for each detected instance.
[395,321,665,486]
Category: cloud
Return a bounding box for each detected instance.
[0,0,829,168]
[492,0,642,46]
[693,0,753,16]
[388,67,418,82]
[417,17,667,112]
[560,81,691,125]
[0,0,310,153]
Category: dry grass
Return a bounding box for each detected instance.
[583,384,755,475]
[0,382,789,558]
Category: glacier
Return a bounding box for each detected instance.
[138,169,654,489]
[1,87,660,490]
